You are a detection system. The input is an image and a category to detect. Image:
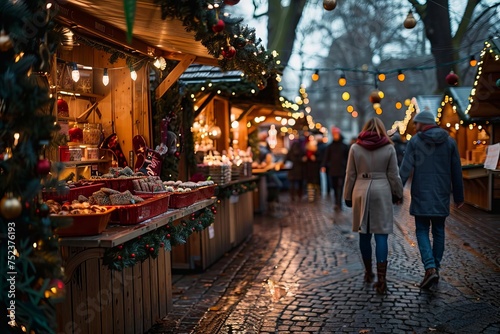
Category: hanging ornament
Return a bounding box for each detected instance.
[445,71,459,86]
[57,97,69,118]
[212,19,225,33]
[222,45,236,59]
[496,78,500,88]
[0,29,13,52]
[1,193,22,220]
[224,0,240,5]
[323,0,337,11]
[36,157,51,175]
[369,90,383,104]
[234,36,247,49]
[404,10,417,29]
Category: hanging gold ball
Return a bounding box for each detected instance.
[1,193,22,220]
[323,0,337,11]
[404,10,417,29]
[0,29,13,52]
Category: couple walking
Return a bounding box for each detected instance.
[343,113,464,294]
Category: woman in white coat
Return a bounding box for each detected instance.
[343,118,403,294]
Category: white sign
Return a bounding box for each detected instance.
[208,225,215,239]
[484,143,500,170]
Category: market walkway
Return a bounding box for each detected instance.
[147,188,500,334]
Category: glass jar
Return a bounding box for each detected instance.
[83,123,101,146]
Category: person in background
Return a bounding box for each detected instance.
[343,118,403,294]
[285,135,306,201]
[399,111,464,289]
[316,135,330,196]
[391,131,406,167]
[321,126,349,211]
[304,135,321,202]
[257,132,282,216]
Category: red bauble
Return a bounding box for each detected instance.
[130,253,136,258]
[224,0,240,5]
[222,45,236,59]
[174,151,181,158]
[149,247,154,252]
[445,71,459,86]
[145,244,150,249]
[117,255,122,261]
[212,19,225,33]
[369,90,382,104]
[36,158,51,175]
[118,245,123,250]
[166,234,171,239]
[57,97,69,117]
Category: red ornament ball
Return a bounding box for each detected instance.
[445,71,459,86]
[222,45,236,59]
[224,0,240,5]
[118,245,123,250]
[166,234,171,239]
[36,158,51,175]
[130,253,136,258]
[145,244,150,249]
[160,242,165,248]
[174,151,181,158]
[212,19,225,33]
[117,255,122,261]
[57,97,69,117]
[149,247,154,252]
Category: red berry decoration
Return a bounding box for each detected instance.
[149,247,154,252]
[445,71,459,86]
[36,158,51,175]
[145,244,150,249]
[192,227,196,231]
[222,45,236,59]
[130,253,136,258]
[212,19,225,33]
[118,245,123,250]
[224,0,240,5]
[174,151,181,158]
[166,234,171,239]
[117,255,122,261]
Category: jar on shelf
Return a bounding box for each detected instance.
[83,123,101,146]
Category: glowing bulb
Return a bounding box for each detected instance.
[397,70,405,82]
[342,92,350,101]
[130,70,137,81]
[311,70,319,82]
[378,73,386,82]
[338,74,346,86]
[102,68,109,86]
[71,63,80,82]
[469,55,477,67]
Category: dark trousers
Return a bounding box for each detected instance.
[329,175,345,207]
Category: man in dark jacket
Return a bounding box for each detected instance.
[321,126,350,211]
[399,111,464,289]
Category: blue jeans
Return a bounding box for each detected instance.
[359,233,388,263]
[415,216,446,270]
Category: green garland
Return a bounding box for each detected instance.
[103,205,216,271]
[154,0,281,86]
[217,180,257,200]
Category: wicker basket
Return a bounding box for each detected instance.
[52,207,115,237]
[109,193,170,225]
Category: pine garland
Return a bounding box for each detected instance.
[217,180,257,200]
[103,205,216,271]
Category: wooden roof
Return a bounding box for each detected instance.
[59,0,219,66]
[465,39,500,122]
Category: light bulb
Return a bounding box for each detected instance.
[130,70,137,81]
[378,73,386,82]
[71,63,80,82]
[338,74,346,86]
[311,70,319,82]
[102,68,109,86]
[397,70,405,82]
[469,55,477,67]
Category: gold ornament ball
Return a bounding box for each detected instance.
[1,193,22,220]
[323,0,337,11]
[0,29,13,52]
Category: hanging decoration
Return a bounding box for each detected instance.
[0,193,23,220]
[404,10,417,29]
[369,89,383,104]
[323,0,337,11]
[123,0,137,43]
[445,70,459,86]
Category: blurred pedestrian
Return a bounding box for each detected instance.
[321,126,349,211]
[304,135,321,202]
[391,131,406,167]
[343,118,403,294]
[316,135,330,196]
[285,135,306,201]
[399,111,464,289]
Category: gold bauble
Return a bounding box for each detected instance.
[323,0,337,11]
[404,10,417,29]
[0,29,13,52]
[0,193,22,220]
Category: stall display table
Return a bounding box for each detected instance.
[462,165,492,211]
[56,198,215,334]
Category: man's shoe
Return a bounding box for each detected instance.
[420,268,438,289]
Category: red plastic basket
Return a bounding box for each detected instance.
[197,185,216,200]
[90,176,145,192]
[169,190,199,209]
[109,193,170,225]
[52,207,115,237]
[43,182,105,203]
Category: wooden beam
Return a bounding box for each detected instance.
[155,54,196,99]
[194,92,217,118]
[236,105,257,122]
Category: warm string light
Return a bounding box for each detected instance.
[102,68,109,86]
[311,69,319,81]
[130,67,137,81]
[71,63,80,82]
[469,55,477,67]
[397,70,405,82]
[338,73,346,86]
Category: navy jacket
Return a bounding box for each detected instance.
[399,127,464,217]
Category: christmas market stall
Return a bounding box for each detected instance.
[461,39,500,211]
[391,95,441,139]
[0,1,279,333]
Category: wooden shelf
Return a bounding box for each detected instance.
[62,159,110,166]
[57,90,103,99]
[58,198,216,248]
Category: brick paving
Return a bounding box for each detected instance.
[148,188,500,334]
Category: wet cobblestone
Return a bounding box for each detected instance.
[148,188,500,333]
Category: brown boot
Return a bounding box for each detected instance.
[362,258,374,283]
[374,261,388,294]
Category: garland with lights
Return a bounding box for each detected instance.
[153,0,281,87]
[217,180,257,200]
[103,205,216,271]
[0,1,68,333]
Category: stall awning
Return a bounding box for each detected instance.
[60,0,219,66]
[466,39,500,122]
[441,87,472,121]
[415,95,441,116]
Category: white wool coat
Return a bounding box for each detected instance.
[343,144,403,234]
